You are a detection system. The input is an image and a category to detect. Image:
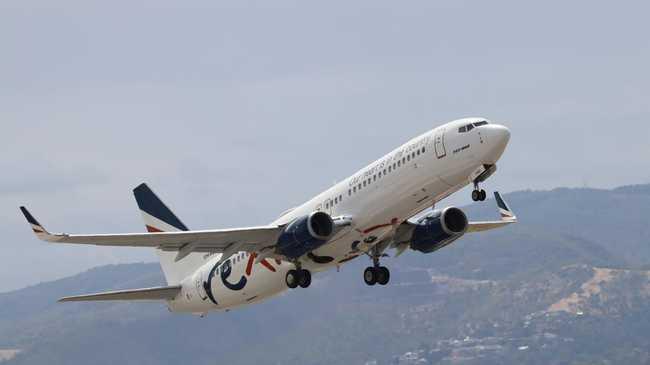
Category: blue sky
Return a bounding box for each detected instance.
[1,0,649,291]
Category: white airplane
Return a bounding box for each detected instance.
[21,117,516,314]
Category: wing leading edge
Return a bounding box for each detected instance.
[19,206,283,254]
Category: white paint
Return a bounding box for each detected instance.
[168,117,511,312]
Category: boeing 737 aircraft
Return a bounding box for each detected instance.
[21,117,516,314]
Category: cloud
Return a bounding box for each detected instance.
[0,0,649,291]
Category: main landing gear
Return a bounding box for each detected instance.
[286,268,311,289]
[364,247,390,286]
[364,266,390,286]
[472,182,487,202]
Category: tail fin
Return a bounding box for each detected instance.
[133,183,189,233]
[133,183,204,285]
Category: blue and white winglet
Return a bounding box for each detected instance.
[466,192,518,232]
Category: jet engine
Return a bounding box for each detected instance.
[410,207,468,253]
[276,212,334,258]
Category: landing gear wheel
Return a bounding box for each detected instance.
[377,266,390,285]
[286,270,299,289]
[472,189,487,201]
[364,267,377,286]
[298,270,312,288]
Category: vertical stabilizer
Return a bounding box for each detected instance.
[133,183,205,284]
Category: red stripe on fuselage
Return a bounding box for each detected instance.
[245,253,276,275]
[260,259,276,272]
[246,254,256,276]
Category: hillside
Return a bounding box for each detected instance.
[1,184,649,365]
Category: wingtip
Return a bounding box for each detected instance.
[493,191,517,222]
[20,206,40,226]
[19,206,50,235]
[133,182,149,192]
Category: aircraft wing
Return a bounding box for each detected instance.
[466,192,517,232]
[391,191,517,256]
[20,206,282,255]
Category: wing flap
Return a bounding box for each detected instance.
[58,285,182,302]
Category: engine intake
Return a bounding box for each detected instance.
[276,212,334,258]
[410,207,468,253]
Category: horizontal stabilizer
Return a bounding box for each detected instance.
[58,285,181,302]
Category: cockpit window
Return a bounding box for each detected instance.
[460,121,489,133]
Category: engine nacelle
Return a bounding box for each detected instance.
[410,207,468,253]
[276,212,334,258]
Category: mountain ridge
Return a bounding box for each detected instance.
[1,183,649,364]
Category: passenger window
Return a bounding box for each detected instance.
[358,184,361,190]
[407,155,410,161]
[383,169,386,175]
[353,187,356,193]
[389,166,392,172]
[422,147,426,153]
[363,181,366,187]
[373,175,376,181]
[398,160,401,167]
[412,152,416,158]
[348,189,352,196]
[378,172,382,178]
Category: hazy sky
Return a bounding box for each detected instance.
[1,0,649,291]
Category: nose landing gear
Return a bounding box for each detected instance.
[472,188,487,202]
[472,182,487,202]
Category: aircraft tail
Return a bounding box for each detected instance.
[133,183,204,285]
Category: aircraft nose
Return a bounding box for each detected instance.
[481,124,510,164]
[490,124,511,147]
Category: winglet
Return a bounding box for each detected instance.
[494,192,517,222]
[19,207,55,241]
